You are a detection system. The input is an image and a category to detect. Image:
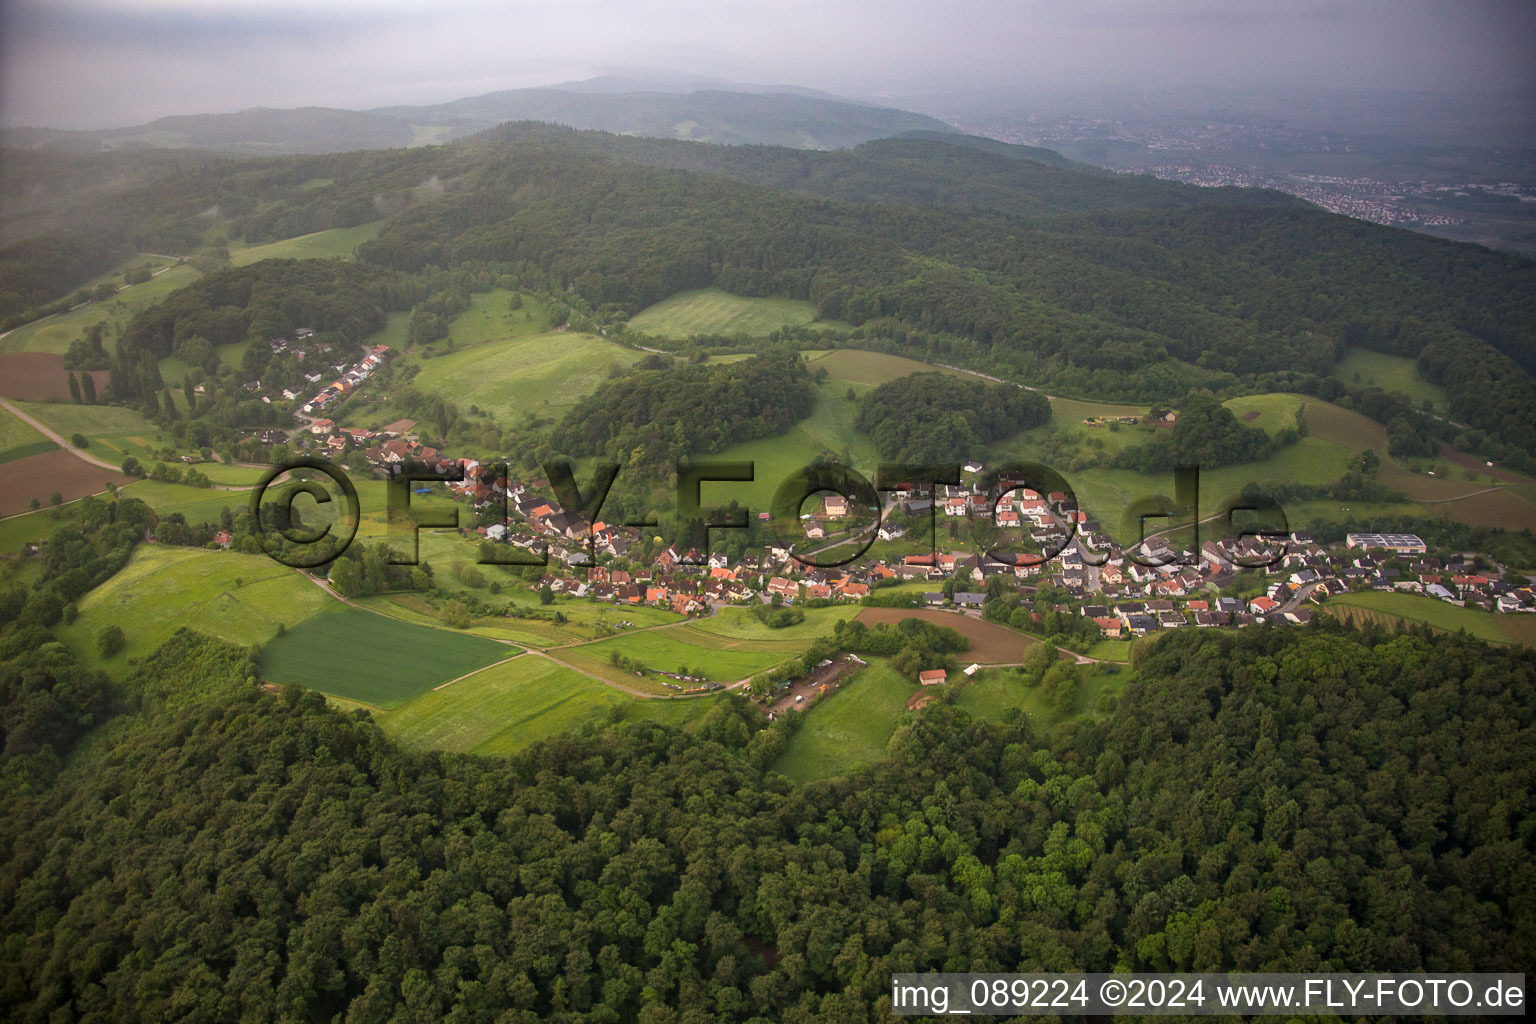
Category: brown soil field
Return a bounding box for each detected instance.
[1438,443,1531,485]
[854,606,1040,663]
[0,353,109,402]
[0,448,135,515]
[1495,614,1536,648]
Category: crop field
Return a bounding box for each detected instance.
[12,400,159,438]
[0,449,134,515]
[628,288,829,338]
[560,628,798,690]
[0,405,52,463]
[0,263,201,355]
[356,592,594,649]
[805,349,971,386]
[1330,348,1448,411]
[228,221,384,266]
[55,547,337,667]
[772,661,914,783]
[1325,591,1510,643]
[408,329,639,422]
[0,353,110,402]
[378,654,707,755]
[662,623,811,654]
[260,607,514,708]
[854,607,1041,663]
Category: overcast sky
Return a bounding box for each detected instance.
[1,0,1532,130]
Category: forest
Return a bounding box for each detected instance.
[0,615,1531,1021]
[854,373,1051,464]
[550,351,817,472]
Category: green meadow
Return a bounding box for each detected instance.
[628,287,833,338]
[54,547,336,668]
[228,221,385,266]
[1326,591,1511,643]
[0,406,53,463]
[377,654,707,755]
[772,660,914,783]
[259,606,514,708]
[1330,348,1448,412]
[0,263,201,355]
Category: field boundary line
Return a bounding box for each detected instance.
[433,653,524,691]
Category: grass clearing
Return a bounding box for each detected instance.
[0,264,202,356]
[629,288,837,338]
[55,547,336,669]
[1331,348,1448,411]
[378,654,709,755]
[1325,591,1510,643]
[0,406,51,463]
[229,221,384,265]
[805,349,971,387]
[406,328,639,423]
[561,628,799,689]
[259,606,513,708]
[772,660,913,783]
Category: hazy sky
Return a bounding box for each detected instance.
[1,0,1532,130]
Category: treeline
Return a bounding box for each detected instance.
[854,372,1050,462]
[0,230,120,323]
[0,621,1530,1019]
[1115,392,1290,472]
[550,351,816,470]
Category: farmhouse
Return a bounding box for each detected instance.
[917,669,948,686]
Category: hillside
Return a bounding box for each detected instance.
[3,85,950,155]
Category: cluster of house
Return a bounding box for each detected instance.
[294,343,392,414]
[274,430,1535,625]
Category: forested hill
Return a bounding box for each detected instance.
[0,624,1531,1019]
[5,124,1535,464]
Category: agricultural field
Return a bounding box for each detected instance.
[259,606,514,708]
[1223,393,1307,435]
[1046,395,1149,421]
[228,221,384,266]
[559,626,799,692]
[1495,615,1536,647]
[854,606,1041,663]
[377,654,707,755]
[804,349,972,387]
[1330,348,1448,411]
[0,353,110,402]
[0,449,134,515]
[1325,591,1511,644]
[627,288,831,338]
[54,547,336,668]
[0,404,53,463]
[406,329,639,424]
[0,263,201,356]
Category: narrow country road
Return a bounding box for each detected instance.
[0,397,125,472]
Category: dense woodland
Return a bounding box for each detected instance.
[550,352,817,473]
[3,127,1534,464]
[0,617,1531,1021]
[854,373,1051,464]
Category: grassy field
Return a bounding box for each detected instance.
[0,406,52,463]
[12,400,160,438]
[1330,348,1448,411]
[804,349,971,387]
[707,381,883,510]
[54,547,337,668]
[0,264,202,355]
[1326,591,1511,643]
[1496,615,1536,647]
[407,328,639,423]
[772,660,914,783]
[628,288,832,338]
[377,654,708,755]
[560,627,799,690]
[1047,396,1149,420]
[259,606,514,708]
[1224,393,1306,435]
[686,604,856,642]
[228,221,385,266]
